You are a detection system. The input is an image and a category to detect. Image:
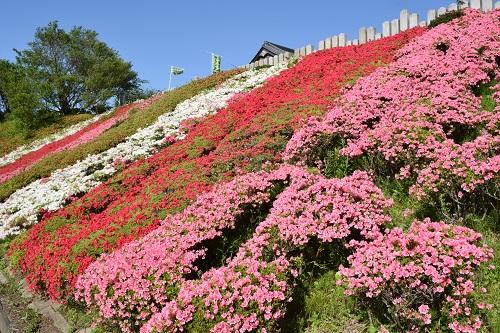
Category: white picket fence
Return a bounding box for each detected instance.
[242,0,500,69]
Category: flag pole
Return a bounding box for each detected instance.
[168,66,173,91]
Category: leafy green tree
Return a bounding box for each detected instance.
[0,59,50,130]
[0,60,14,120]
[117,86,160,106]
[14,21,142,116]
[0,90,7,121]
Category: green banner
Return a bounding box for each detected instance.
[171,66,184,75]
[211,54,221,74]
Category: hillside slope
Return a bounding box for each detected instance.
[72,10,499,333]
[0,66,283,236]
[10,28,422,304]
[4,8,500,333]
[0,70,240,202]
[0,113,93,164]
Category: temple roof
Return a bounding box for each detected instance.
[249,41,294,63]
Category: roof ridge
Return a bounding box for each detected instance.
[249,41,294,63]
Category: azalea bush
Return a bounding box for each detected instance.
[284,9,500,218]
[76,165,392,332]
[75,165,300,332]
[339,220,493,333]
[0,66,283,237]
[9,28,422,302]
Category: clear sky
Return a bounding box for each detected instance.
[1,0,453,91]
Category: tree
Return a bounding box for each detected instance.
[0,60,14,120]
[0,89,8,121]
[14,21,142,116]
[0,59,50,130]
[117,86,160,106]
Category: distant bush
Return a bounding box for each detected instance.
[428,10,463,28]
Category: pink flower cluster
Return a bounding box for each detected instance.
[75,165,304,331]
[339,220,493,333]
[142,169,391,333]
[284,10,500,200]
[76,165,392,332]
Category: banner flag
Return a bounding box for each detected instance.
[211,54,221,74]
[171,66,184,75]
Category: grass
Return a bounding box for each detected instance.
[0,238,42,333]
[0,69,241,202]
[465,212,500,333]
[0,114,93,157]
[302,272,365,333]
[1,235,120,333]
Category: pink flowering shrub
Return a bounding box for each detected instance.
[75,165,301,332]
[283,10,500,214]
[140,170,391,333]
[339,220,493,333]
[76,165,392,332]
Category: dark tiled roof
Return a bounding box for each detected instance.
[250,41,294,63]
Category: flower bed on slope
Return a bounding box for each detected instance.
[284,9,500,216]
[0,102,137,183]
[0,113,101,167]
[0,66,284,237]
[76,165,393,332]
[74,164,492,333]
[0,70,240,202]
[9,28,424,301]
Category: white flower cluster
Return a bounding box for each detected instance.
[0,65,286,238]
[0,113,109,167]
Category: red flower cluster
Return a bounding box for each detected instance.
[10,28,423,301]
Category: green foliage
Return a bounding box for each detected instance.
[0,113,92,156]
[60,300,105,332]
[278,239,350,333]
[464,211,500,333]
[303,272,364,333]
[12,21,142,120]
[428,10,464,29]
[0,59,50,132]
[0,240,41,333]
[21,309,42,333]
[0,60,15,117]
[473,79,498,112]
[117,87,160,106]
[0,64,11,120]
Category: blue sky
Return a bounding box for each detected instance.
[1,0,453,90]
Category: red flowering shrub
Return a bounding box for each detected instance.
[284,10,500,214]
[339,220,493,333]
[10,28,422,301]
[76,165,392,332]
